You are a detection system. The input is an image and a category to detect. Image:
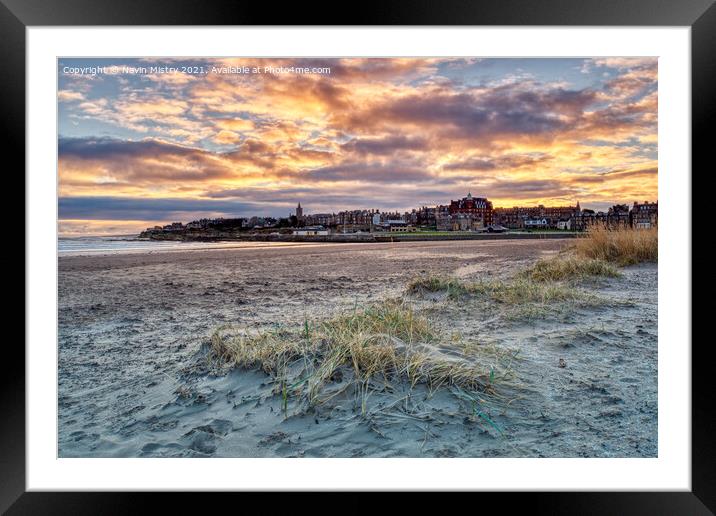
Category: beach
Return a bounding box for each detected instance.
[58,238,657,458]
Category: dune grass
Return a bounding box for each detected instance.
[408,274,589,305]
[520,255,620,282]
[468,277,587,304]
[211,299,495,410]
[574,225,657,266]
[407,275,473,299]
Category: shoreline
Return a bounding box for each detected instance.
[58,233,580,258]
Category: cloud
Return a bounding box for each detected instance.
[443,153,553,171]
[58,196,267,221]
[60,136,197,160]
[568,166,658,184]
[58,90,85,102]
[58,137,242,194]
[333,85,599,151]
[305,160,434,184]
[342,135,429,155]
[57,57,658,232]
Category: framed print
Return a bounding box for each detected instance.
[5,0,711,512]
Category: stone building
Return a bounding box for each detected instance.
[492,207,521,229]
[606,204,631,227]
[631,201,658,228]
[576,201,657,230]
[435,205,452,231]
[451,213,486,231]
[416,206,437,227]
[493,203,581,229]
[448,192,494,226]
[292,226,329,236]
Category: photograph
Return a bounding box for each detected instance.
[57,56,658,459]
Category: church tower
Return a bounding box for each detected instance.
[296,202,303,220]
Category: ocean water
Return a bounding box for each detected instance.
[59,236,202,255]
[58,236,318,256]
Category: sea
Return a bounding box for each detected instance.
[57,235,319,256]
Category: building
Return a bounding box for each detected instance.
[556,219,572,230]
[575,201,657,230]
[163,222,184,231]
[382,220,416,232]
[631,201,658,228]
[416,206,437,227]
[404,209,419,225]
[450,213,486,231]
[337,209,375,228]
[448,192,494,226]
[292,226,329,236]
[492,207,521,229]
[524,218,548,229]
[543,202,581,223]
[295,203,304,222]
[493,203,581,229]
[304,213,337,227]
[246,216,278,228]
[435,205,452,231]
[607,204,631,227]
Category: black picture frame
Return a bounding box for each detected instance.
[4,0,711,512]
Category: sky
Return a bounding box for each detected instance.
[58,57,657,236]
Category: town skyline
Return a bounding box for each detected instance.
[142,193,657,237]
[188,194,657,223]
[58,57,658,236]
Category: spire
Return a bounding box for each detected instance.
[466,192,472,199]
[297,202,301,208]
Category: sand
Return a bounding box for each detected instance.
[58,239,657,457]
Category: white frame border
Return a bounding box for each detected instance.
[27,26,690,491]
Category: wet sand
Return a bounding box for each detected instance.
[58,239,657,457]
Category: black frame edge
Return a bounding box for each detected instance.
[1,0,26,514]
[0,0,714,26]
[691,1,716,512]
[6,0,712,513]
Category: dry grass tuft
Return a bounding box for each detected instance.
[520,255,620,282]
[468,277,588,304]
[210,327,310,375]
[574,225,657,266]
[407,275,472,298]
[408,274,588,305]
[211,300,495,410]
